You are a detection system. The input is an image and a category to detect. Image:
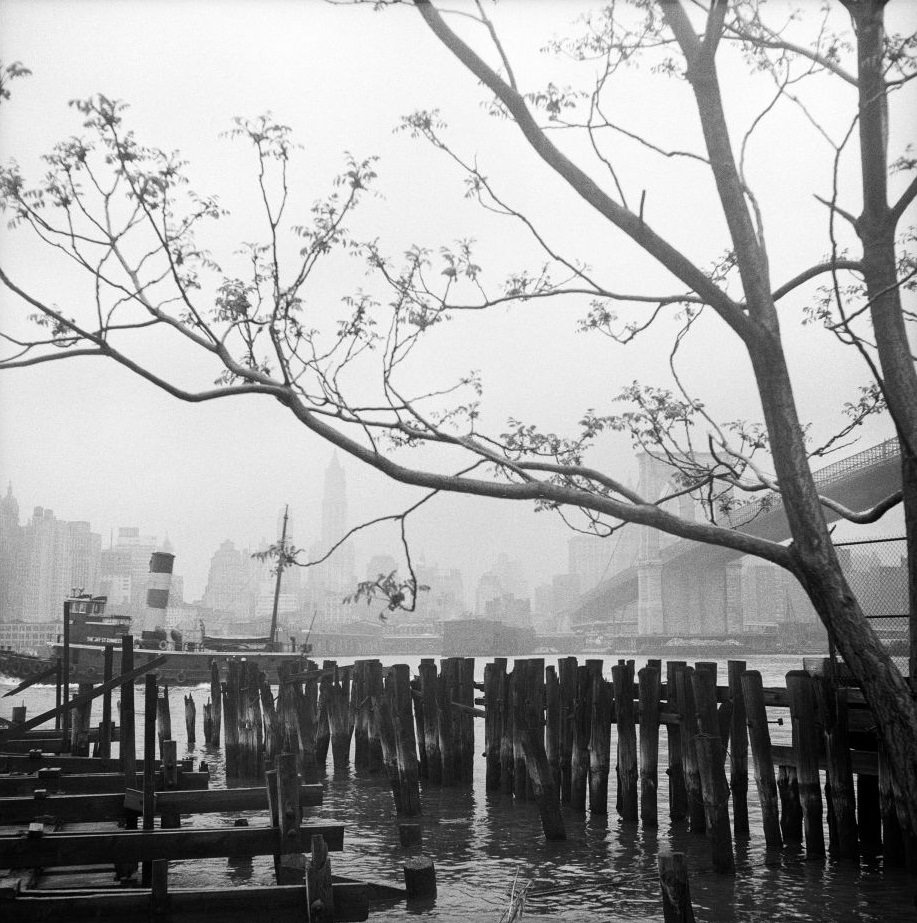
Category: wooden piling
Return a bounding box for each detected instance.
[222,664,240,779]
[99,644,114,759]
[816,678,857,858]
[438,658,458,787]
[675,665,705,834]
[277,752,307,885]
[878,739,905,866]
[184,693,196,750]
[120,636,137,787]
[70,682,93,757]
[726,661,748,837]
[778,765,803,844]
[160,738,181,829]
[485,659,507,791]
[391,663,421,816]
[373,683,403,813]
[544,664,561,794]
[209,659,222,747]
[570,664,591,811]
[365,659,384,774]
[666,661,687,822]
[691,669,734,873]
[741,670,782,850]
[403,856,437,900]
[558,656,577,805]
[518,695,566,840]
[326,666,353,772]
[156,685,172,760]
[418,658,441,784]
[588,665,612,816]
[638,664,660,827]
[499,666,515,795]
[657,850,696,923]
[259,672,280,767]
[612,660,638,823]
[141,674,157,887]
[309,834,335,920]
[315,661,334,769]
[352,661,370,772]
[511,659,530,800]
[460,658,477,783]
[786,670,824,857]
[202,700,212,743]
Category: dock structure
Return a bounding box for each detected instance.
[2,647,911,920]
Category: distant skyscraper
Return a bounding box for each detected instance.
[310,454,356,600]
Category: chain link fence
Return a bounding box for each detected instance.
[836,536,909,674]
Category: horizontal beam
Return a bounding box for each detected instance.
[0,823,345,868]
[0,771,208,799]
[0,883,369,923]
[0,784,322,825]
[0,754,192,774]
[771,744,878,776]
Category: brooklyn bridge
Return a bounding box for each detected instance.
[568,439,902,640]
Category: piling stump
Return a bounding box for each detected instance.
[657,850,696,923]
[675,666,705,835]
[209,659,222,747]
[558,656,577,805]
[309,834,334,920]
[404,857,437,899]
[727,661,748,837]
[612,661,638,823]
[741,671,782,850]
[588,667,612,816]
[786,670,825,857]
[419,658,441,784]
[638,665,660,827]
[666,661,687,822]
[570,664,592,811]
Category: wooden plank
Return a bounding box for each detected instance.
[0,883,369,923]
[0,823,345,868]
[0,771,208,798]
[770,744,878,776]
[2,664,60,698]
[0,656,168,743]
[0,754,193,773]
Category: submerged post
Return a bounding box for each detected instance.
[657,850,696,923]
[741,670,781,850]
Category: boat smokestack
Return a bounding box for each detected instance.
[143,551,175,632]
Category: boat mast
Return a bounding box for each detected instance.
[268,505,289,651]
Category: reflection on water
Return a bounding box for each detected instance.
[2,654,914,921]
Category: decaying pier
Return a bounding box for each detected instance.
[1,644,914,921]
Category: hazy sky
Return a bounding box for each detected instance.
[1,0,914,600]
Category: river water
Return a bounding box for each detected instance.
[2,652,915,921]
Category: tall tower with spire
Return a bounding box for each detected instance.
[310,454,356,609]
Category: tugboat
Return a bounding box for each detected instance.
[0,524,312,686]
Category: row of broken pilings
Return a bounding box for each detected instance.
[192,654,916,881]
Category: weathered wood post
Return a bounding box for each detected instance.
[666,661,688,822]
[352,661,370,771]
[817,678,857,858]
[70,682,93,757]
[202,700,212,743]
[419,658,441,784]
[160,738,181,829]
[675,665,705,834]
[391,663,422,815]
[209,659,222,747]
[657,850,696,923]
[612,660,638,822]
[99,644,114,759]
[878,740,905,866]
[518,688,566,840]
[326,665,354,772]
[365,659,384,773]
[727,660,748,837]
[544,664,561,794]
[741,670,782,850]
[639,664,660,827]
[156,684,172,759]
[500,666,515,794]
[558,656,577,805]
[315,661,335,769]
[277,752,307,885]
[222,662,240,779]
[460,658,477,783]
[403,857,437,900]
[184,693,196,750]
[511,659,529,800]
[438,658,458,787]
[786,670,825,857]
[246,660,265,779]
[588,664,612,816]
[778,764,803,845]
[309,834,335,920]
[692,669,734,873]
[570,664,592,811]
[373,682,403,813]
[141,673,157,888]
[259,672,280,768]
[485,659,507,791]
[120,636,138,836]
